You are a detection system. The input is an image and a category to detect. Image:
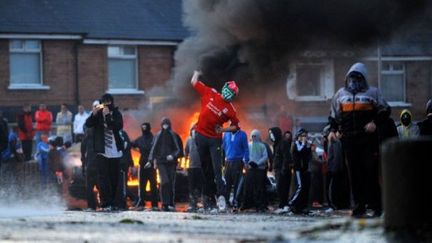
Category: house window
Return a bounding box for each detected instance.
[286,60,334,101]
[9,40,42,86]
[380,61,405,102]
[108,46,137,90]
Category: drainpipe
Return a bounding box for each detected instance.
[74,42,80,106]
[377,42,382,88]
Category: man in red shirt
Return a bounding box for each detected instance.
[35,104,53,144]
[191,70,240,212]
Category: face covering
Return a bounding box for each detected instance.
[162,124,169,130]
[347,75,366,94]
[401,114,411,126]
[221,84,235,101]
[269,131,275,142]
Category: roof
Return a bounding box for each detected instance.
[0,0,189,41]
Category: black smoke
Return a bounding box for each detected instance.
[170,0,426,102]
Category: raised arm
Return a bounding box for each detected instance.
[191,70,202,86]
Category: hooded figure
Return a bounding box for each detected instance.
[148,117,181,211]
[397,109,419,138]
[131,122,158,210]
[328,62,388,218]
[269,127,293,212]
[248,129,268,170]
[240,129,268,212]
[84,93,123,211]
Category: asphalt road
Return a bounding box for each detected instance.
[0,208,387,243]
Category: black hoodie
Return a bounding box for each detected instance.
[131,122,154,165]
[148,118,181,163]
[269,127,293,173]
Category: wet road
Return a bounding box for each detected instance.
[0,209,386,242]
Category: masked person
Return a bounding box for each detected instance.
[131,122,159,211]
[190,70,240,212]
[270,127,294,214]
[288,129,313,214]
[397,109,420,138]
[148,118,181,212]
[240,129,268,212]
[185,125,205,212]
[328,62,389,218]
[85,93,124,212]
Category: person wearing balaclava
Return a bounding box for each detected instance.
[131,122,159,211]
[419,99,432,136]
[269,127,294,214]
[190,70,241,213]
[328,62,389,218]
[240,129,268,212]
[85,93,124,212]
[185,124,205,212]
[288,128,313,215]
[397,109,419,138]
[148,117,181,212]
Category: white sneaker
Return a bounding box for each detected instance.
[324,208,334,214]
[217,195,227,212]
[274,206,290,214]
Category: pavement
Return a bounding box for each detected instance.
[0,206,387,243]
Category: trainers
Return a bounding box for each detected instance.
[324,207,335,214]
[274,206,290,214]
[217,195,227,212]
[99,206,112,212]
[209,208,219,214]
[168,205,176,212]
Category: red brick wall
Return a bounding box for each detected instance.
[0,40,77,106]
[77,44,107,109]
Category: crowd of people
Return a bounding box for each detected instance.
[1,63,432,218]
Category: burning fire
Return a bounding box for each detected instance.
[126,111,198,189]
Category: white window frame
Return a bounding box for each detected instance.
[380,61,407,106]
[8,39,49,90]
[107,45,143,94]
[286,59,334,101]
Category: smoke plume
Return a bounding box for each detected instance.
[170,0,426,102]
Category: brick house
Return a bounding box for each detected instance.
[1,0,431,134]
[0,0,188,121]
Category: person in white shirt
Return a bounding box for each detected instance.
[73,105,89,143]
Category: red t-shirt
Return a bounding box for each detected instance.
[194,81,239,138]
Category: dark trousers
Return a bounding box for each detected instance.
[342,135,381,212]
[95,155,120,208]
[115,168,128,209]
[326,170,351,209]
[188,167,204,208]
[241,168,266,210]
[158,162,176,207]
[224,161,244,207]
[138,166,158,208]
[22,140,32,161]
[289,170,311,213]
[275,168,292,208]
[86,168,99,209]
[195,132,225,203]
[309,160,324,204]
